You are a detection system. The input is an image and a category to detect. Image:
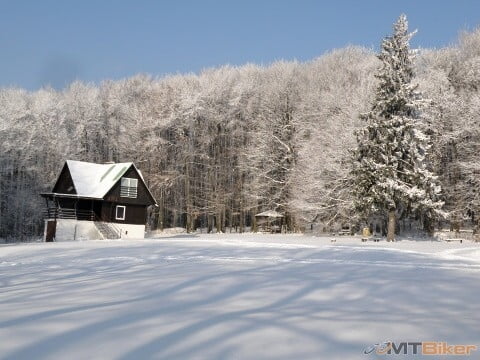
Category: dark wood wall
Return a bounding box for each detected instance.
[103,166,156,206]
[52,164,76,194]
[101,202,147,225]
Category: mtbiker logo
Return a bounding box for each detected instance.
[364,341,477,356]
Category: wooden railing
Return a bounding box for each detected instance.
[44,208,95,221]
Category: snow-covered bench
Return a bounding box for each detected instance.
[444,238,464,243]
[361,237,381,242]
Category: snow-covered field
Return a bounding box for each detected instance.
[1,234,479,359]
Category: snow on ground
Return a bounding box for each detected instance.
[0,234,479,359]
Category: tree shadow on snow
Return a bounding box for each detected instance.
[1,244,480,359]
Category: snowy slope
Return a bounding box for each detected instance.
[0,234,479,359]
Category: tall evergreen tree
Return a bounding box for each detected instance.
[352,14,444,241]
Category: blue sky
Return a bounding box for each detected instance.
[1,0,480,90]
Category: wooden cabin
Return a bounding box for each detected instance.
[41,160,157,241]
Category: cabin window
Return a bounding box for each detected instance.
[120,177,138,198]
[115,205,126,220]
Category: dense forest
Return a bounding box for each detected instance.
[2,26,480,241]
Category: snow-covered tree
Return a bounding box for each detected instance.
[352,14,444,240]
[291,47,378,229]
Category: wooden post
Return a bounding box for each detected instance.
[159,188,164,231]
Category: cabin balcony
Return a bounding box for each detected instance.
[43,207,123,241]
[44,208,96,221]
[41,195,103,222]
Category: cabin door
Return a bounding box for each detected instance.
[45,220,56,242]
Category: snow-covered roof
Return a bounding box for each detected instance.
[66,160,135,199]
[255,210,284,218]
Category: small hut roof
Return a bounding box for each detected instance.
[255,210,284,218]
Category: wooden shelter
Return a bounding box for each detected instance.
[255,210,284,233]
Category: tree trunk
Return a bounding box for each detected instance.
[387,210,396,242]
[252,212,258,232]
[207,213,213,233]
[239,210,244,233]
[185,159,193,233]
[220,208,226,233]
[423,216,435,236]
[216,212,221,233]
[172,210,178,228]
